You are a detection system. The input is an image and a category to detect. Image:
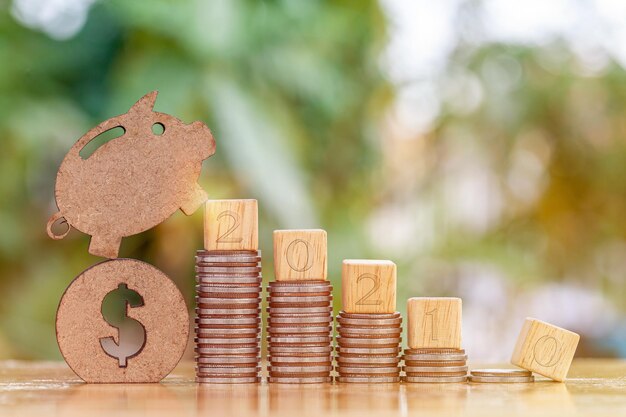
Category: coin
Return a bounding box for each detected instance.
[405,348,465,354]
[268,365,333,373]
[269,346,333,354]
[336,376,401,383]
[195,347,260,355]
[267,336,332,344]
[195,328,260,337]
[403,365,468,373]
[267,306,333,314]
[196,356,260,364]
[469,375,535,383]
[403,353,468,362]
[339,311,400,319]
[196,296,261,304]
[197,277,262,284]
[269,355,332,363]
[335,346,401,355]
[196,285,262,294]
[195,337,260,345]
[336,367,401,375]
[197,366,261,374]
[268,316,333,325]
[404,360,467,367]
[267,326,332,334]
[404,376,468,383]
[336,356,400,365]
[196,266,262,274]
[268,377,331,384]
[196,308,261,316]
[269,280,328,286]
[337,317,402,327]
[470,368,532,377]
[197,376,261,384]
[268,285,331,293]
[337,326,401,336]
[336,336,401,346]
[195,317,260,326]
[268,295,333,303]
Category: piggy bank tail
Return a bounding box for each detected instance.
[47,211,71,240]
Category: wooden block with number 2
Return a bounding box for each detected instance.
[274,229,327,281]
[204,199,258,251]
[342,260,396,314]
[407,297,462,349]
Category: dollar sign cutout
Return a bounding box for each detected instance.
[99,283,147,367]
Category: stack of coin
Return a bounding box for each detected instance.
[469,368,534,383]
[194,250,262,383]
[335,311,402,383]
[402,348,468,383]
[266,280,333,383]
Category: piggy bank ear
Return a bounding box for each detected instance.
[128,91,158,115]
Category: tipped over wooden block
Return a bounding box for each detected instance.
[341,260,396,314]
[273,229,327,281]
[407,297,462,349]
[204,199,258,251]
[511,318,580,382]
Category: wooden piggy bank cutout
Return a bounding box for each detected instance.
[46,91,216,258]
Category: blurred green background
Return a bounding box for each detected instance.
[1,0,626,361]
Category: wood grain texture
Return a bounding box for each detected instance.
[56,259,189,383]
[341,260,396,313]
[273,229,327,281]
[407,297,462,349]
[511,318,580,382]
[4,359,626,417]
[46,91,216,259]
[204,199,258,251]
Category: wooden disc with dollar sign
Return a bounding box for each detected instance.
[56,259,189,383]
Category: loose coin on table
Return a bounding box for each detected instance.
[469,368,535,383]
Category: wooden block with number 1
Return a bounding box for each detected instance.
[511,318,580,382]
[407,297,462,349]
[342,260,396,314]
[274,229,327,281]
[204,199,258,251]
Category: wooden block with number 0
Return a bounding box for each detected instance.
[273,229,327,281]
[407,297,462,349]
[204,199,258,251]
[342,260,396,314]
[511,318,580,382]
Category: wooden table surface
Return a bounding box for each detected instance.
[1,359,625,417]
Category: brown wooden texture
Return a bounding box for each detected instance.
[341,260,396,313]
[56,259,189,383]
[511,318,580,382]
[407,297,463,349]
[204,199,258,251]
[2,359,626,417]
[273,229,327,281]
[46,91,216,259]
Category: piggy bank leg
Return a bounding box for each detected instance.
[180,183,208,215]
[88,235,122,259]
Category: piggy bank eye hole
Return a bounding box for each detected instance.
[152,123,165,136]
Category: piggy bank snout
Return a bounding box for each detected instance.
[187,121,216,159]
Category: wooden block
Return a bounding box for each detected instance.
[56,259,189,383]
[46,91,216,259]
[407,297,462,349]
[204,199,258,251]
[273,229,327,281]
[511,318,580,382]
[341,260,396,314]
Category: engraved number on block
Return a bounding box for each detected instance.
[533,335,562,367]
[285,239,313,272]
[215,210,242,244]
[425,307,439,341]
[355,273,382,306]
